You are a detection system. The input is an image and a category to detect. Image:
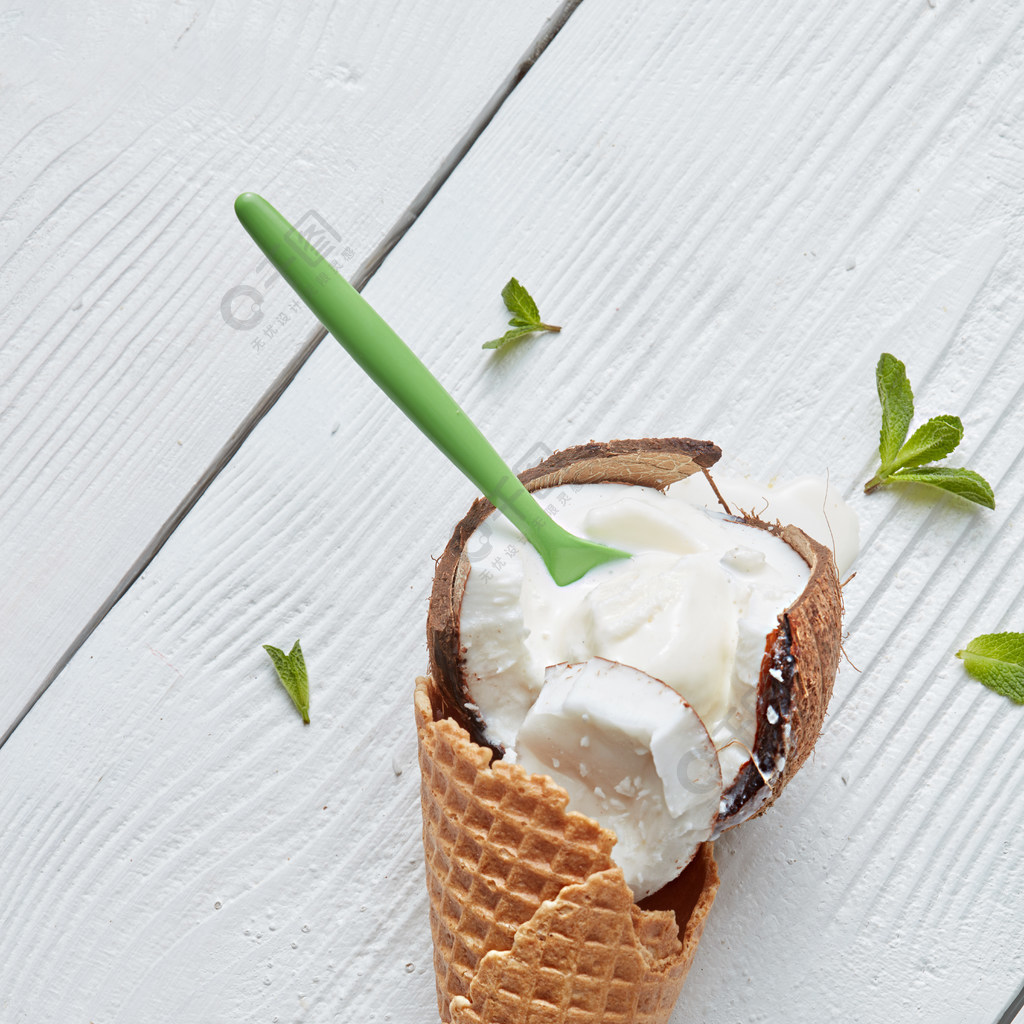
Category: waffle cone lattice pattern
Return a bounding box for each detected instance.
[416,676,719,1024]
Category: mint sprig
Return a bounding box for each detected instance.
[864,353,995,508]
[482,278,561,350]
[263,639,310,723]
[956,632,1024,704]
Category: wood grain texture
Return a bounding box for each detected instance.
[2,0,1024,1021]
[0,0,575,739]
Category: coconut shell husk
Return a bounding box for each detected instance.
[416,675,720,1024]
[427,436,844,831]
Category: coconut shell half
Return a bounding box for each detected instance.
[426,436,844,841]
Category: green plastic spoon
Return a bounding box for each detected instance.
[234,192,629,586]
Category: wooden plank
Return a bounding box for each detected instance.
[0,0,578,740]
[2,0,1024,1020]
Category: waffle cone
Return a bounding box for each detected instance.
[416,675,720,1024]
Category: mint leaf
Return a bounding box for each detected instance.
[263,639,310,723]
[502,277,540,324]
[889,415,964,472]
[889,466,996,508]
[482,278,561,350]
[876,353,914,469]
[956,633,1024,704]
[864,355,994,507]
[482,325,544,351]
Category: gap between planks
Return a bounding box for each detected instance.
[0,0,586,752]
[998,981,1024,1024]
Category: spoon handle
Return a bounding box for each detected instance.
[234,192,586,575]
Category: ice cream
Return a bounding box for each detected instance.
[456,474,857,896]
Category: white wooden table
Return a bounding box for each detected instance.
[2,1,1023,1021]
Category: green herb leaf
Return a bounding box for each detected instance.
[501,277,540,324]
[864,355,994,507]
[482,325,544,351]
[876,353,914,470]
[888,466,996,508]
[482,278,561,350]
[263,639,310,723]
[956,632,1024,704]
[889,414,964,472]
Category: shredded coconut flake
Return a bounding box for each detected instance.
[615,777,637,797]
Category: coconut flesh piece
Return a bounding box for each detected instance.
[427,438,850,899]
[516,659,722,899]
